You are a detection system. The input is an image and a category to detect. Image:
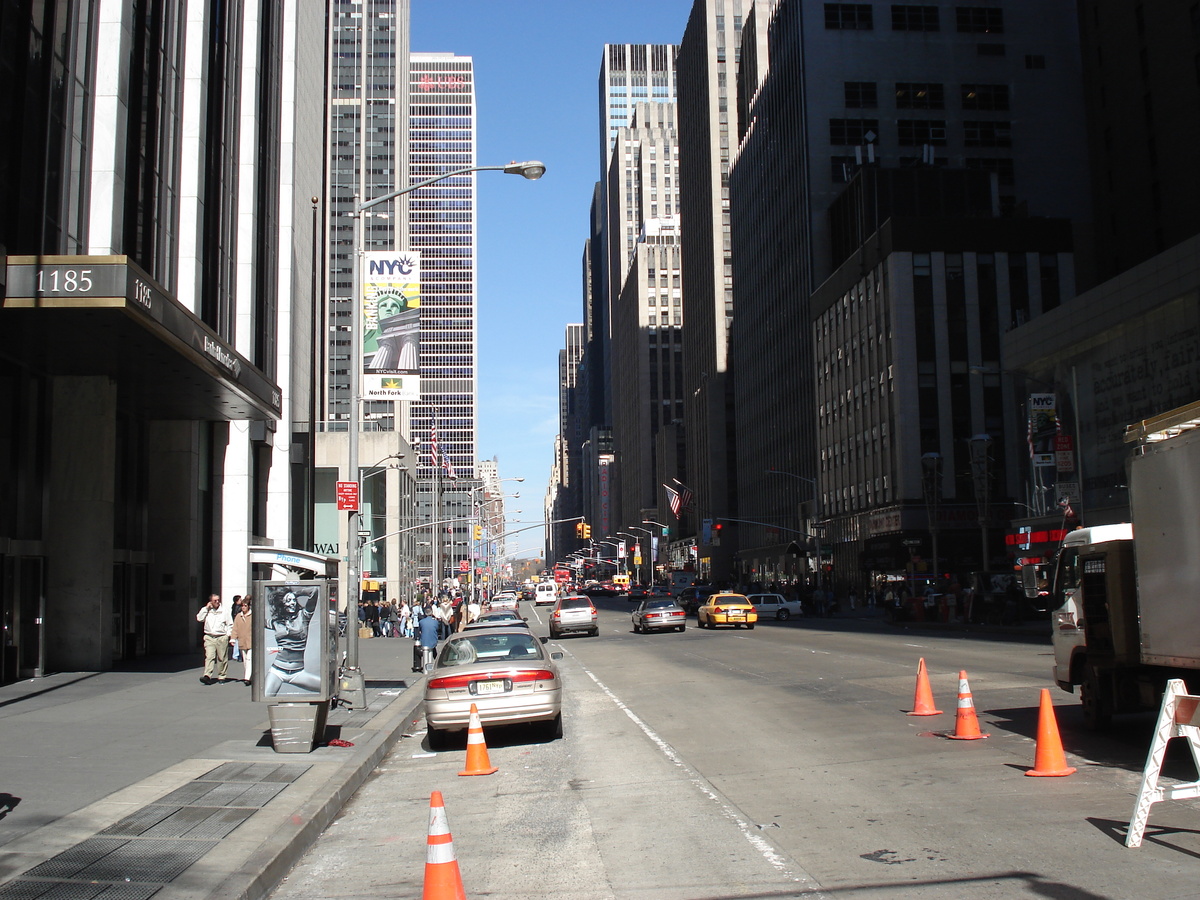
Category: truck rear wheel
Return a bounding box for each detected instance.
[1081,669,1114,730]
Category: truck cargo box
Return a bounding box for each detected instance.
[1130,427,1200,668]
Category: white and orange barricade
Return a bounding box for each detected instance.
[1126,678,1200,848]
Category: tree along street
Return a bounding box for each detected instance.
[271,601,1200,899]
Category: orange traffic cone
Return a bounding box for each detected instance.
[422,791,467,900]
[1026,688,1077,776]
[907,657,944,716]
[458,703,498,776]
[945,670,989,740]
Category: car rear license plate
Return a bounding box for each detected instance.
[473,680,507,695]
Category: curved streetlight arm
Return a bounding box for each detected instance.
[359,161,545,212]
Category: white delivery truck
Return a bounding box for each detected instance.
[1035,400,1200,728]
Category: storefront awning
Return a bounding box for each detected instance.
[3,255,281,421]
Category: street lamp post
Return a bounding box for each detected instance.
[629,526,653,585]
[921,453,943,591]
[969,434,993,573]
[342,160,545,706]
[765,469,820,588]
[617,532,638,582]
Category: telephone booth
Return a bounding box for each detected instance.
[248,547,339,752]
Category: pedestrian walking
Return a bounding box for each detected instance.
[229,595,254,685]
[399,599,412,638]
[413,606,440,672]
[196,593,233,684]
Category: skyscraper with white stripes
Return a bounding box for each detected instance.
[408,52,479,482]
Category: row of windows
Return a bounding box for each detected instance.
[831,154,1014,184]
[830,118,1011,146]
[825,4,1003,33]
[845,82,1009,111]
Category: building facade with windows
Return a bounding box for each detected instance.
[0,1,325,681]
[318,0,417,602]
[677,0,756,581]
[727,0,1090,589]
[608,103,685,534]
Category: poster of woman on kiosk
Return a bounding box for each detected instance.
[256,582,335,700]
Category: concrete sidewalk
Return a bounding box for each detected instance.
[0,634,424,900]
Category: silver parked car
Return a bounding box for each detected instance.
[549,594,599,638]
[632,598,686,633]
[463,610,529,630]
[746,592,804,620]
[423,627,564,749]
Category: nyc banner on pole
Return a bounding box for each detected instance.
[363,251,421,401]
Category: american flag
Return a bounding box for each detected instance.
[1058,495,1076,519]
[676,481,694,513]
[428,414,440,467]
[442,450,457,480]
[664,482,692,519]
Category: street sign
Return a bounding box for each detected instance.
[336,481,359,511]
[1055,435,1075,472]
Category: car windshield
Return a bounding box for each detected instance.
[558,598,591,609]
[439,632,543,667]
[645,600,676,610]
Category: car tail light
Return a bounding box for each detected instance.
[427,668,556,691]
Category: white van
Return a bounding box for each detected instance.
[534,581,558,606]
[669,571,695,597]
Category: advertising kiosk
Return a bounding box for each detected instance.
[248,547,339,753]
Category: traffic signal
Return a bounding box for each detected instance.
[474,524,483,540]
[575,522,584,537]
[582,523,591,539]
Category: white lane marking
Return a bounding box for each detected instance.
[570,655,828,896]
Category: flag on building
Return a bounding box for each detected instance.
[675,481,694,513]
[664,482,692,519]
[664,483,681,519]
[428,414,440,468]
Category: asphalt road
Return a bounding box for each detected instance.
[270,599,1200,899]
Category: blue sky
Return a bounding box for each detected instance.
[411,2,694,557]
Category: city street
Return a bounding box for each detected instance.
[270,600,1200,899]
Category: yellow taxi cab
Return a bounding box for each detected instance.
[696,592,758,629]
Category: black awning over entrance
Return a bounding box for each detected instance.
[3,255,281,421]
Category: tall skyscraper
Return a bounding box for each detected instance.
[728,0,1090,586]
[677,0,746,579]
[547,324,585,562]
[409,52,479,482]
[319,0,419,600]
[590,44,679,429]
[325,0,412,429]
[608,103,685,532]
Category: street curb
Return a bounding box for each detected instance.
[214,687,427,900]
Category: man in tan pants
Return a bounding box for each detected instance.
[197,593,233,684]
